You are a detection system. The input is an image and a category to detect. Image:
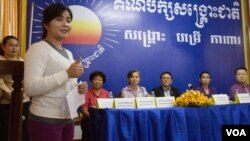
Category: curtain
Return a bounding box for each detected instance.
[0,0,26,57]
[0,0,18,39]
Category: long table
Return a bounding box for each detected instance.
[89,104,250,141]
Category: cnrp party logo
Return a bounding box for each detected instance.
[30,0,121,68]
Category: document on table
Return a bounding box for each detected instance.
[66,85,85,119]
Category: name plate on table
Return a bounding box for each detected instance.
[96,98,114,109]
[212,94,229,105]
[155,96,175,108]
[114,98,136,109]
[136,97,156,108]
[236,93,250,103]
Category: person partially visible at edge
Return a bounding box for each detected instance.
[196,71,217,98]
[151,71,180,98]
[229,67,250,101]
[121,69,151,98]
[0,35,31,141]
[81,70,111,141]
[24,3,87,141]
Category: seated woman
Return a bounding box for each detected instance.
[81,70,111,141]
[0,35,30,141]
[196,71,217,97]
[121,69,151,98]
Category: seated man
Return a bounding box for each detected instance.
[151,71,180,98]
[229,67,250,101]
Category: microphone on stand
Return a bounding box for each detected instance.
[188,83,195,90]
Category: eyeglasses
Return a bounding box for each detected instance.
[6,44,19,48]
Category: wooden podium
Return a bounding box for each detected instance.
[0,60,24,141]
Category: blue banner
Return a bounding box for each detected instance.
[27,0,244,96]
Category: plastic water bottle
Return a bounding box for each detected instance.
[151,91,155,97]
[109,91,113,98]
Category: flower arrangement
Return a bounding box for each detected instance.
[174,90,214,107]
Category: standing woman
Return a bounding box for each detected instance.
[196,71,217,97]
[0,35,30,141]
[24,3,87,141]
[121,69,151,98]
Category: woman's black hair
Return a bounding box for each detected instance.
[42,3,73,39]
[0,35,19,55]
[199,71,210,79]
[127,69,140,78]
[89,71,106,83]
[0,43,3,55]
